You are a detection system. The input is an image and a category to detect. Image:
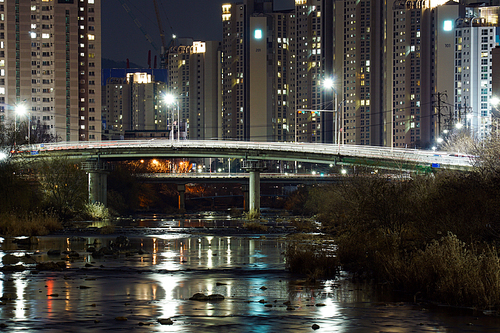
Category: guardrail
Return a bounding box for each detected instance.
[13,139,474,169]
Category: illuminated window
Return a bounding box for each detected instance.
[443,20,453,31]
[30,32,37,39]
[88,34,95,40]
[42,33,50,39]
[254,29,262,39]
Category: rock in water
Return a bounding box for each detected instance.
[189,293,225,301]
[158,318,174,325]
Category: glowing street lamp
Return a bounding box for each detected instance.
[14,104,27,146]
[164,93,180,141]
[15,104,31,145]
[322,77,345,148]
[322,78,338,146]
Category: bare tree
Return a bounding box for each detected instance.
[440,129,476,154]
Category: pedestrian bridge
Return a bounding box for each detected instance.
[12,139,475,214]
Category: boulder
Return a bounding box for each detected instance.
[158,318,174,325]
[47,249,61,256]
[189,293,225,301]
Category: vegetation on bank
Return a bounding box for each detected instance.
[0,212,62,236]
[285,134,500,310]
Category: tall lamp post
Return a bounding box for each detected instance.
[164,93,180,141]
[14,104,29,146]
[323,78,337,145]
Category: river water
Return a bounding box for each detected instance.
[1,215,500,332]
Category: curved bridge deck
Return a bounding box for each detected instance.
[14,139,474,171]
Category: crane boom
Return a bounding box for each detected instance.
[118,0,159,51]
[153,0,169,69]
[153,0,168,50]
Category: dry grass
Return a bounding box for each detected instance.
[375,233,500,308]
[290,217,317,232]
[242,221,268,232]
[300,172,500,309]
[243,210,261,220]
[99,225,116,235]
[0,212,62,236]
[285,242,339,281]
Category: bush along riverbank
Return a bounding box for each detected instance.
[285,171,500,311]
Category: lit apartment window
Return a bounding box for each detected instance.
[88,34,95,40]
[42,33,50,39]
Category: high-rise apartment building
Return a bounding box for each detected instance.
[166,40,221,140]
[221,0,333,143]
[450,5,500,141]
[102,72,167,140]
[0,0,101,142]
[333,0,386,146]
[220,0,500,147]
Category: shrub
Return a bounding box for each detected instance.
[378,233,500,309]
[285,242,339,281]
[243,210,261,220]
[242,221,268,232]
[83,202,110,221]
[290,217,317,233]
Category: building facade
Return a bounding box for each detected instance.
[166,40,221,140]
[0,0,101,142]
[102,72,168,140]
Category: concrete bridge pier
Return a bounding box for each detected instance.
[177,184,186,212]
[82,159,109,206]
[242,184,249,211]
[242,160,265,217]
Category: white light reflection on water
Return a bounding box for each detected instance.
[14,273,26,320]
[3,233,500,332]
[157,274,181,319]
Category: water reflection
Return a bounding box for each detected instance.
[0,234,499,332]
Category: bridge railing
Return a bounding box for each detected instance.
[19,139,474,169]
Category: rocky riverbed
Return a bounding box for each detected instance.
[0,225,499,332]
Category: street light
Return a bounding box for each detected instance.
[322,78,337,145]
[164,93,180,141]
[15,104,30,145]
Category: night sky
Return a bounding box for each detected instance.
[102,0,294,68]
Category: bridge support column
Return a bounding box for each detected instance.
[177,184,186,212]
[242,160,265,218]
[82,159,109,207]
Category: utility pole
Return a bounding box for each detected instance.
[433,92,447,138]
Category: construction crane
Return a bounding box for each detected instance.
[118,0,159,51]
[118,0,175,69]
[118,0,159,67]
[153,0,167,69]
[153,0,178,69]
